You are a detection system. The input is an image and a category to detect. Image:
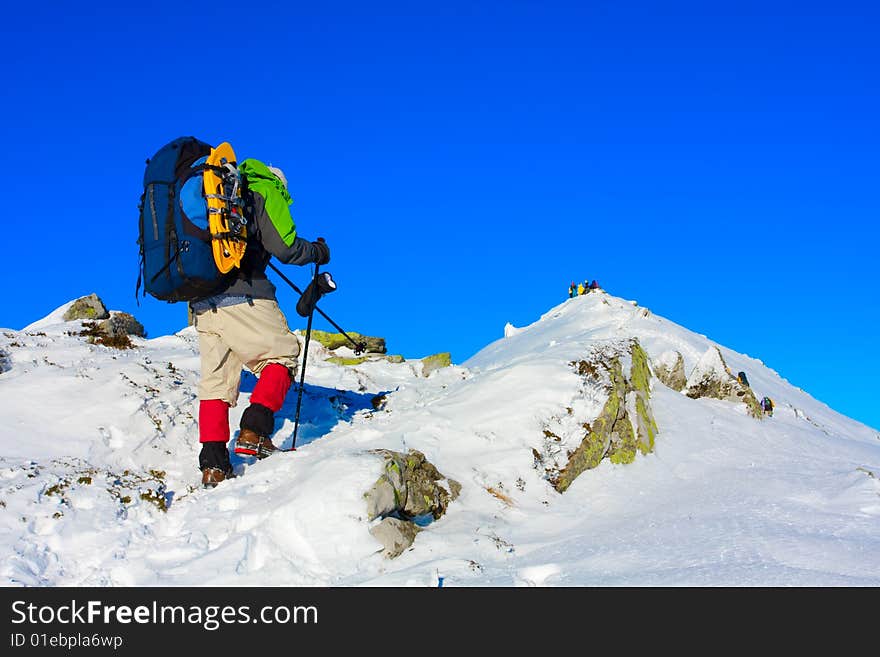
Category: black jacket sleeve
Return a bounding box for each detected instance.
[250,192,323,266]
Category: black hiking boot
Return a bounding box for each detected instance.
[199,441,235,489]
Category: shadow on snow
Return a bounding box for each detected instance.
[234,370,384,457]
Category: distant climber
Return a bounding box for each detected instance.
[569,282,577,298]
[737,371,750,387]
[577,281,586,296]
[589,280,600,291]
[761,396,775,417]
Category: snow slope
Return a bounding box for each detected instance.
[1,292,878,586]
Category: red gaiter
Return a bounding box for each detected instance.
[249,363,292,412]
[199,399,230,444]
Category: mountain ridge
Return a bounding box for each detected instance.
[1,292,878,586]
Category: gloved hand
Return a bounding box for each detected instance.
[312,238,330,265]
[296,272,337,317]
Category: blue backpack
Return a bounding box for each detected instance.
[136,136,241,303]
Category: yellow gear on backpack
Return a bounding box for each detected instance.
[204,142,246,273]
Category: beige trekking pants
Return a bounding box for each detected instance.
[193,299,300,406]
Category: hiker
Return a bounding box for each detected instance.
[569,281,576,298]
[582,280,590,293]
[589,280,600,291]
[737,371,750,387]
[192,160,330,488]
[577,281,586,296]
[761,396,775,416]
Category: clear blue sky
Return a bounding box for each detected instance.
[1,1,877,430]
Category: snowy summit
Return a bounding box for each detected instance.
[1,290,879,586]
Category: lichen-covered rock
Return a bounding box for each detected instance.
[63,294,109,321]
[326,355,370,366]
[366,449,460,521]
[684,347,763,419]
[653,350,687,391]
[555,361,621,491]
[631,344,658,455]
[364,449,460,558]
[634,393,658,455]
[326,354,405,366]
[364,476,398,520]
[554,339,659,493]
[99,312,146,338]
[311,329,386,354]
[422,352,452,377]
[607,396,638,465]
[369,517,421,558]
[402,453,452,518]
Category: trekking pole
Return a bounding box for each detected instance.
[288,263,320,451]
[267,260,366,354]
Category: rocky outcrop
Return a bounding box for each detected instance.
[99,312,146,339]
[0,348,10,374]
[364,449,460,558]
[422,352,452,377]
[312,330,450,375]
[71,310,145,350]
[551,339,659,493]
[369,518,422,559]
[311,330,386,354]
[629,342,659,458]
[326,354,404,366]
[76,322,135,349]
[314,329,400,368]
[63,294,109,321]
[653,350,687,391]
[684,347,763,419]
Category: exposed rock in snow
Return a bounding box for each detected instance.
[365,449,460,520]
[653,349,687,391]
[311,329,386,354]
[685,346,762,418]
[326,354,405,366]
[369,517,421,559]
[99,311,146,338]
[62,293,109,321]
[422,352,452,377]
[544,339,659,493]
[364,449,461,558]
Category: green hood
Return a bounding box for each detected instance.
[239,158,292,204]
[239,158,296,246]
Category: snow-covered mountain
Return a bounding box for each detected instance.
[1,291,878,586]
